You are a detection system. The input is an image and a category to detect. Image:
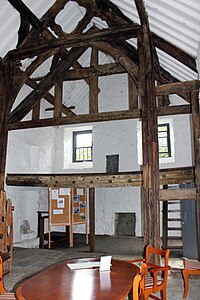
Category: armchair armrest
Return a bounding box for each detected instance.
[149,266,170,293]
[149,266,170,273]
[129,259,144,268]
[129,259,144,263]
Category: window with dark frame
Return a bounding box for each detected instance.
[158,123,171,158]
[73,130,93,162]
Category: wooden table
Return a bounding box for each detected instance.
[16,258,139,300]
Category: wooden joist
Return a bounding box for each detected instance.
[6,167,195,188]
[160,188,196,201]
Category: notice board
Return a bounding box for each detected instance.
[72,187,87,224]
[49,187,71,225]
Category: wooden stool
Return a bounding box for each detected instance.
[182,259,200,299]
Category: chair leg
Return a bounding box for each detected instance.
[160,289,166,300]
[182,270,189,299]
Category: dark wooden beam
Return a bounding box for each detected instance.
[6,167,195,188]
[156,80,200,96]
[152,33,197,73]
[89,49,99,114]
[89,188,95,252]
[7,0,42,29]
[110,40,191,103]
[32,101,40,121]
[8,110,141,130]
[54,82,63,118]
[0,61,14,189]
[157,104,191,116]
[76,0,133,27]
[6,25,141,60]
[89,40,138,85]
[191,90,200,260]
[8,104,191,131]
[9,47,87,123]
[61,63,126,81]
[128,74,138,110]
[25,77,75,117]
[135,0,160,250]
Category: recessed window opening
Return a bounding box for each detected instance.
[73,130,93,162]
[137,119,174,165]
[158,123,171,158]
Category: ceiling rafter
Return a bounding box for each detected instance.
[6,26,141,61]
[5,0,198,127]
[9,46,88,123]
[110,40,191,102]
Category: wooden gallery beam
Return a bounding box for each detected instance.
[6,167,195,188]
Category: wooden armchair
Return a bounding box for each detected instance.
[131,245,170,300]
[0,191,13,276]
[182,259,200,299]
[132,263,147,300]
[0,256,16,299]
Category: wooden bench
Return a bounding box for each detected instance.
[182,259,200,299]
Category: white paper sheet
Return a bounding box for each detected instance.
[100,256,112,272]
[77,188,84,195]
[53,209,63,215]
[67,261,100,270]
[59,188,70,195]
[51,189,58,200]
[57,198,64,208]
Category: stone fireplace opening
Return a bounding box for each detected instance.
[115,213,136,236]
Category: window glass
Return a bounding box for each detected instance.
[73,131,93,162]
[158,124,171,158]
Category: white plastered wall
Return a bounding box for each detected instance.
[5,73,194,244]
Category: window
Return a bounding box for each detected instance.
[158,123,171,158]
[137,120,174,165]
[73,130,93,162]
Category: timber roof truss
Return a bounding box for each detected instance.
[2,0,199,130]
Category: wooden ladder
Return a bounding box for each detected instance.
[162,200,183,253]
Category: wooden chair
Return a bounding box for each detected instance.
[132,263,147,300]
[0,191,13,276]
[0,256,16,299]
[131,245,170,300]
[182,259,200,299]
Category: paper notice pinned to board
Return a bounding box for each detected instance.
[59,188,70,195]
[53,209,63,215]
[57,198,64,208]
[51,189,58,200]
[77,188,84,195]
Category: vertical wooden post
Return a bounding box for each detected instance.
[128,74,138,110]
[162,201,168,249]
[54,81,63,118]
[32,101,40,121]
[89,49,99,114]
[89,187,95,252]
[191,90,200,259]
[135,0,160,250]
[0,61,13,190]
